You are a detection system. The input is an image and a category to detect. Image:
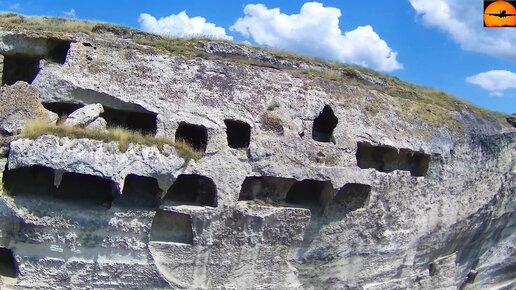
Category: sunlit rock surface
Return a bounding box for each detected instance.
[0,24,514,289]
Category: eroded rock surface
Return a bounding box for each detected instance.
[0,81,57,134]
[63,103,104,127]
[0,25,514,290]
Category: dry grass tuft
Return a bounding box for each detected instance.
[261,112,284,135]
[22,119,202,160]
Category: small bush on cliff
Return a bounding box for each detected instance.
[22,120,202,160]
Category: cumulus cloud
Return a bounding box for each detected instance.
[466,70,516,96]
[61,9,76,18]
[230,2,402,72]
[409,0,516,59]
[138,11,232,40]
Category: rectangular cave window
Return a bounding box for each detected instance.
[238,176,296,203]
[312,105,338,143]
[0,247,18,278]
[224,119,251,149]
[55,172,116,207]
[356,142,430,177]
[1,54,40,85]
[42,102,84,118]
[164,174,217,207]
[100,107,157,135]
[285,179,333,212]
[399,149,431,177]
[114,174,161,209]
[334,183,371,210]
[149,210,194,244]
[47,38,72,64]
[2,165,55,196]
[175,122,208,153]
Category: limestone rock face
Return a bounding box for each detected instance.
[0,81,57,134]
[63,103,104,127]
[0,26,515,290]
[86,116,107,131]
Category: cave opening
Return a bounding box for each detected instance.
[2,165,55,196]
[55,172,115,207]
[47,38,72,64]
[238,176,296,203]
[164,174,217,207]
[42,102,158,134]
[149,211,194,244]
[400,149,431,177]
[356,142,430,176]
[312,105,338,143]
[1,54,40,85]
[175,122,208,153]
[224,119,251,149]
[356,142,399,172]
[100,107,157,135]
[0,248,18,278]
[285,179,333,212]
[115,174,161,209]
[334,183,371,210]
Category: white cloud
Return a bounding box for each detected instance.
[230,2,402,72]
[466,70,516,96]
[138,11,232,40]
[409,0,516,59]
[61,9,76,18]
[489,91,503,97]
[8,3,21,11]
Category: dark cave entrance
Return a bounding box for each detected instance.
[356,142,430,177]
[42,102,158,134]
[224,119,251,149]
[2,165,55,196]
[334,183,371,210]
[47,38,72,64]
[312,105,338,143]
[399,149,431,177]
[1,38,72,85]
[1,54,40,85]
[149,211,194,244]
[238,176,296,203]
[100,107,157,135]
[356,142,399,173]
[285,179,333,212]
[175,122,208,153]
[0,248,18,278]
[114,174,161,209]
[55,172,116,207]
[164,174,217,207]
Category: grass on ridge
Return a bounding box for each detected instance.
[0,13,96,33]
[22,119,202,161]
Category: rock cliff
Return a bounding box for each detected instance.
[0,15,514,289]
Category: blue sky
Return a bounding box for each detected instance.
[1,0,515,114]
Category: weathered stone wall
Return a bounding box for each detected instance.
[0,28,514,289]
